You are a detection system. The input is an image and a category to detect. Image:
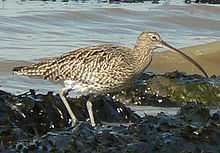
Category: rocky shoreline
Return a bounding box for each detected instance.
[0,71,220,153]
[185,0,220,4]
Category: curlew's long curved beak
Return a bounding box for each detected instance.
[159,40,209,78]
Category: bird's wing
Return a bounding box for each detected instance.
[13,44,133,82]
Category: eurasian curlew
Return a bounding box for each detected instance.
[13,32,208,127]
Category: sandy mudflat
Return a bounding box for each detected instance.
[149,41,220,76]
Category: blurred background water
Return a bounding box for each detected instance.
[0,0,220,93]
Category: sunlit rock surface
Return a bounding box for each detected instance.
[114,71,220,106]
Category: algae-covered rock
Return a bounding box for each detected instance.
[113,71,220,106]
[146,72,220,105]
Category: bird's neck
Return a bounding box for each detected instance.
[132,44,152,73]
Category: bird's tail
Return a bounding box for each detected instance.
[13,62,49,76]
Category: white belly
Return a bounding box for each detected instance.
[64,80,103,98]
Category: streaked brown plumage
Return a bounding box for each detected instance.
[13,32,208,126]
[13,34,153,93]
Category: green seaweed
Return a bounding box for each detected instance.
[145,72,220,106]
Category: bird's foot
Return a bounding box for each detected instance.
[70,119,79,127]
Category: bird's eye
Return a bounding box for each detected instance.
[150,35,159,41]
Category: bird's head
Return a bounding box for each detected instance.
[135,32,209,78]
[136,32,162,49]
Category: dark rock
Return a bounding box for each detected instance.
[212,111,220,121]
[0,89,139,136]
[1,71,220,152]
[71,94,140,123]
[177,104,210,123]
[1,90,220,152]
[185,0,220,4]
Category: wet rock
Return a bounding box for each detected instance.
[185,0,220,4]
[1,104,219,153]
[69,94,140,123]
[0,89,139,136]
[113,71,220,106]
[130,104,220,153]
[147,72,220,105]
[7,122,148,153]
[0,91,30,152]
[1,71,220,152]
[177,104,210,123]
[212,111,220,121]
[0,89,140,152]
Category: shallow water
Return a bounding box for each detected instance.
[0,0,220,93]
[131,106,220,116]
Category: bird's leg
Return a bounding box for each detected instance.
[86,95,96,127]
[59,88,78,127]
